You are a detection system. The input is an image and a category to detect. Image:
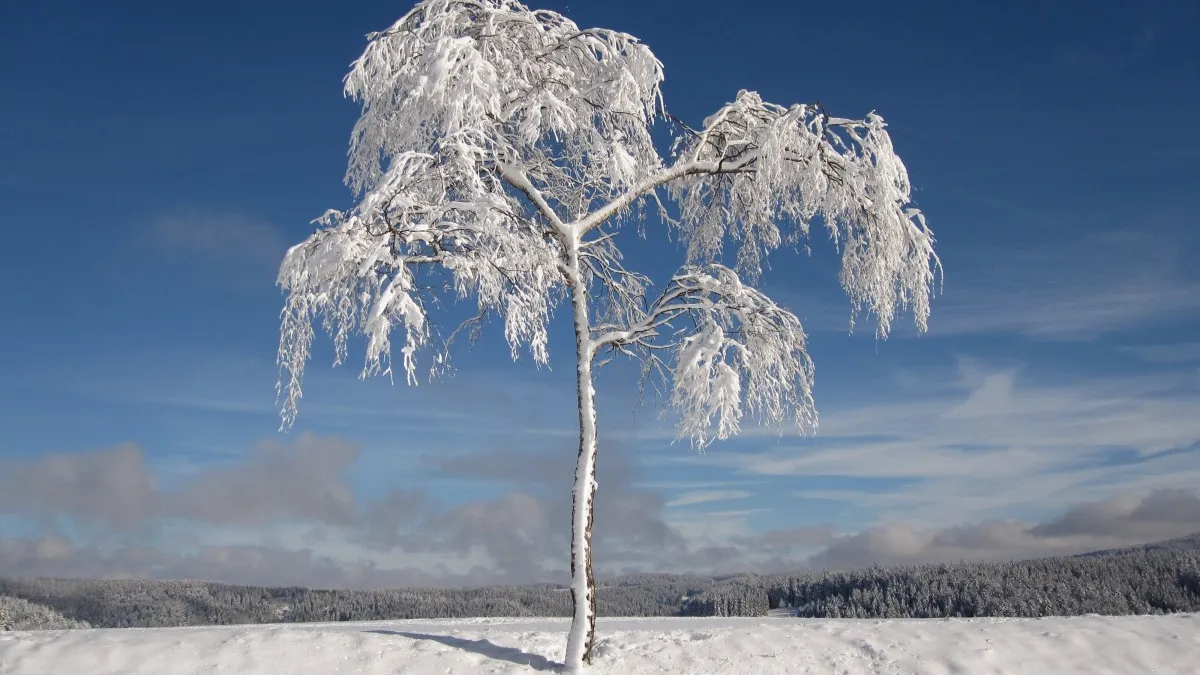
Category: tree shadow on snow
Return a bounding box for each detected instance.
[366,630,561,672]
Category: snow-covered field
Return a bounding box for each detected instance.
[3,614,1198,674]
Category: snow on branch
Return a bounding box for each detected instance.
[597,264,817,448]
[342,0,667,224]
[278,0,940,438]
[276,163,564,430]
[277,0,678,429]
[669,90,941,338]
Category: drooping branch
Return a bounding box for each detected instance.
[668,90,942,336]
[276,171,565,430]
[594,264,817,447]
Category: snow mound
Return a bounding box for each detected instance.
[2,614,1197,674]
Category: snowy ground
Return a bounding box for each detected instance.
[3,614,1198,674]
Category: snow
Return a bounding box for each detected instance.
[3,614,1198,674]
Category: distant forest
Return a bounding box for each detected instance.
[3,534,1198,630]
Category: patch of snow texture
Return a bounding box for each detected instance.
[3,615,1197,674]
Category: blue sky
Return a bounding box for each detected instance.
[1,0,1198,587]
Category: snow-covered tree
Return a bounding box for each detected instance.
[0,594,90,631]
[275,0,940,668]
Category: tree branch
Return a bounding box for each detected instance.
[570,152,759,238]
[497,161,572,242]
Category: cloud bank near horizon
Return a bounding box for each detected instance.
[2,432,1197,589]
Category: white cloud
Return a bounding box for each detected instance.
[811,488,1200,570]
[665,490,753,508]
[944,369,1017,419]
[3,487,1195,585]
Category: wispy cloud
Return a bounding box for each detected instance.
[649,357,1200,529]
[773,228,1199,342]
[665,490,753,508]
[39,345,585,447]
[925,230,1200,340]
[137,212,289,276]
[1122,342,1200,364]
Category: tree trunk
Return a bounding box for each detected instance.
[564,242,598,671]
